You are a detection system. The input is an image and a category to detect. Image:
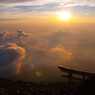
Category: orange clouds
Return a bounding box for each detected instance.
[51,44,72,58]
[50,44,72,65]
[0,43,25,76]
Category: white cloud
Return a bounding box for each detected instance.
[0,0,95,8]
[0,0,95,17]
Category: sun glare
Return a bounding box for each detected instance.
[57,11,71,21]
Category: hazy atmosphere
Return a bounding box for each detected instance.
[0,0,95,82]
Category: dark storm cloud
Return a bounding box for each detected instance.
[0,43,25,77]
[0,43,25,67]
[0,63,17,77]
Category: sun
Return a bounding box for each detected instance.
[57,11,71,21]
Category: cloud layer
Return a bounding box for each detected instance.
[0,23,95,81]
[0,0,95,6]
[0,43,25,77]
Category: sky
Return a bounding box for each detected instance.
[0,0,95,22]
[0,0,95,82]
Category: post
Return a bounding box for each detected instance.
[68,73,72,94]
[82,75,86,80]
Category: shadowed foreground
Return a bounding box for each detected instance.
[0,78,80,95]
[0,76,95,95]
